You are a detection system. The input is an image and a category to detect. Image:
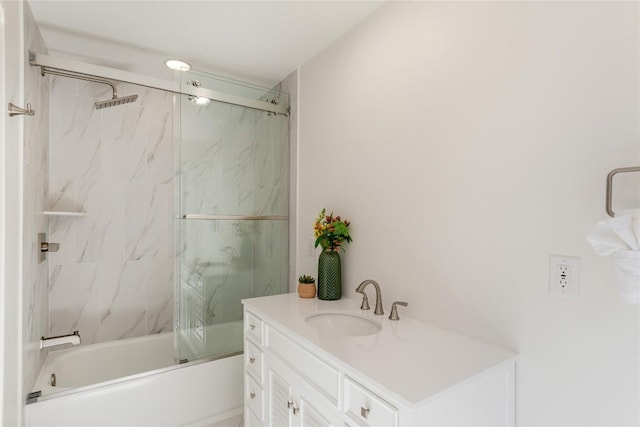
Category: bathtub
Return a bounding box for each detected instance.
[25,321,244,426]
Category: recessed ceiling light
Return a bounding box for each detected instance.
[165,59,191,71]
[189,96,211,106]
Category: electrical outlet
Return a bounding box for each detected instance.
[549,255,580,299]
[307,238,316,257]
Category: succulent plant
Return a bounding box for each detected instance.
[298,275,315,284]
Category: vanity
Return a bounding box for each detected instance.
[242,293,516,426]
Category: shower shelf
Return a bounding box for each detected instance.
[43,211,87,217]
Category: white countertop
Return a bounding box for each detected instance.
[242,292,517,409]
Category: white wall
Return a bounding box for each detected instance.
[297,2,639,425]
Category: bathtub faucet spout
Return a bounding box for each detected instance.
[40,331,81,350]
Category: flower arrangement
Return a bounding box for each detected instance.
[314,208,352,252]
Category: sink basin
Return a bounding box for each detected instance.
[305,311,382,336]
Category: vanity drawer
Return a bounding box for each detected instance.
[265,325,339,401]
[245,340,263,382]
[245,311,264,345]
[344,377,398,426]
[246,376,264,421]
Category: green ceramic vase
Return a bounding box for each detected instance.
[317,250,341,300]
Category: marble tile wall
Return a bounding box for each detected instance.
[48,78,174,345]
[23,3,51,396]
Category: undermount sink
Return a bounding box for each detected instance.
[305,311,382,336]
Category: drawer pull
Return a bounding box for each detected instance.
[249,356,256,364]
[361,407,370,419]
[249,323,256,331]
[250,391,256,399]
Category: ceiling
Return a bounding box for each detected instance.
[28,0,383,87]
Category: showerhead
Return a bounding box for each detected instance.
[94,94,139,110]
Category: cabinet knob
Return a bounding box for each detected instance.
[292,406,299,415]
[361,407,370,419]
[249,356,255,364]
[287,400,294,408]
[250,392,256,399]
[249,323,256,331]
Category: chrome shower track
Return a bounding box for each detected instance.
[29,52,288,116]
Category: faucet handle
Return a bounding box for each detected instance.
[389,301,408,321]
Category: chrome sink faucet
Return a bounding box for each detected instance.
[355,280,384,315]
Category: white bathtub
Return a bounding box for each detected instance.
[25,321,244,426]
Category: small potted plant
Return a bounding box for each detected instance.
[298,275,316,298]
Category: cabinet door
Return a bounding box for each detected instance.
[267,354,340,427]
[296,395,332,427]
[267,368,293,427]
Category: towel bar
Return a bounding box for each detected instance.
[606,166,640,217]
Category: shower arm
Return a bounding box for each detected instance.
[40,66,119,99]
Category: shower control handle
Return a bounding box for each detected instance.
[38,232,59,263]
[41,241,60,253]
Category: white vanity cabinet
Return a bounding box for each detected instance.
[243,294,516,427]
[244,313,342,427]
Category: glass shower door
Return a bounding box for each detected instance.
[175,93,289,363]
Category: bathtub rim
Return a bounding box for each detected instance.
[30,349,243,403]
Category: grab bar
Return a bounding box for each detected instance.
[605,166,640,217]
[40,331,81,350]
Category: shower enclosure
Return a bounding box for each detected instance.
[28,53,290,410]
[174,71,290,363]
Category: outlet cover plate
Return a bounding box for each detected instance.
[549,255,580,299]
[307,237,316,257]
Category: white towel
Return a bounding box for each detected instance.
[587,210,640,304]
